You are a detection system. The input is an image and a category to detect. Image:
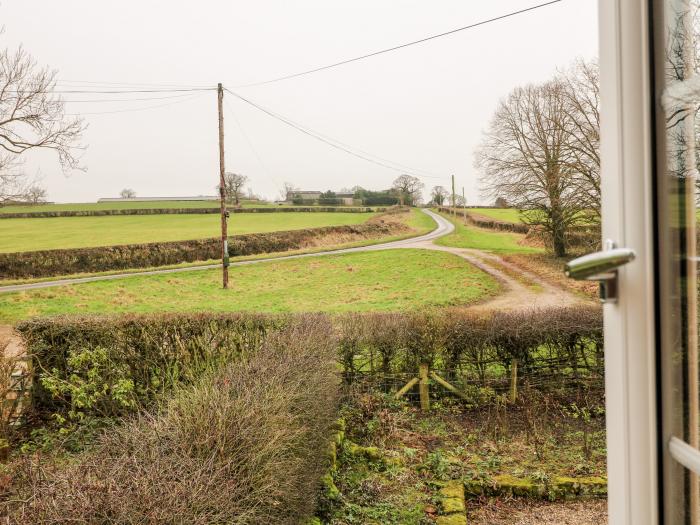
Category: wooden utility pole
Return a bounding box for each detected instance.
[451,174,456,216]
[462,187,467,222]
[217,83,229,289]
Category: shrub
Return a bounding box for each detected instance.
[7,316,341,524]
[17,312,283,421]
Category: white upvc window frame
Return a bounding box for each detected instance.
[599,1,660,524]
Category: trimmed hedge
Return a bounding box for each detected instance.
[0,220,406,279]
[0,206,384,219]
[16,306,602,422]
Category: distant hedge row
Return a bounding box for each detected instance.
[0,206,384,219]
[437,206,530,233]
[0,221,405,279]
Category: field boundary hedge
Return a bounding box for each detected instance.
[15,306,602,423]
[0,216,408,279]
[437,206,530,233]
[0,206,385,219]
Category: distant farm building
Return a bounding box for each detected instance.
[98,196,219,203]
[286,191,356,206]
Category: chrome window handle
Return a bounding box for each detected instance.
[565,240,636,303]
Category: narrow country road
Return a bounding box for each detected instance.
[0,209,584,313]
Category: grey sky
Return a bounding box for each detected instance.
[2,0,598,204]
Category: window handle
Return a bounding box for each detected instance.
[565,240,636,303]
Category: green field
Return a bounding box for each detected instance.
[467,208,524,223]
[0,249,499,321]
[0,199,382,214]
[436,212,542,254]
[0,212,377,253]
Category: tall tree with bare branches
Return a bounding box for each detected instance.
[0,46,85,203]
[558,59,600,220]
[476,80,582,257]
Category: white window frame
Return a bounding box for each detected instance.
[599,1,660,524]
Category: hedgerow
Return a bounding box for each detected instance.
[16,306,602,424]
[0,220,406,279]
[7,316,340,524]
[0,206,383,219]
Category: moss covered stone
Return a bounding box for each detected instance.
[436,514,467,525]
[493,474,545,498]
[345,441,383,462]
[321,472,341,501]
[439,481,466,514]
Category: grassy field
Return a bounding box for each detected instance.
[0,249,499,322]
[0,212,377,253]
[435,212,542,254]
[0,199,281,213]
[467,208,523,223]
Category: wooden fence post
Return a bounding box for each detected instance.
[419,362,430,411]
[510,358,518,403]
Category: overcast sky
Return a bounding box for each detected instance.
[2,0,598,204]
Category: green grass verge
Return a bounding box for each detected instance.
[0,199,283,213]
[435,212,542,254]
[0,212,377,253]
[467,208,523,223]
[0,249,499,322]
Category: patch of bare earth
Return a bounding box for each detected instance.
[407,241,588,312]
[503,253,599,300]
[468,498,607,525]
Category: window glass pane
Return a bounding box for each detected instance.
[655,0,700,522]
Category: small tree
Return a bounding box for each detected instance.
[220,172,248,206]
[392,174,424,206]
[494,197,509,208]
[26,184,47,204]
[280,182,298,202]
[120,188,136,199]
[430,185,449,206]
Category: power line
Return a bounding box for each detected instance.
[55,79,211,89]
[8,87,215,94]
[222,98,283,194]
[65,93,205,116]
[234,0,564,88]
[62,93,205,103]
[224,88,448,181]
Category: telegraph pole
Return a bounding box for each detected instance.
[451,174,456,216]
[462,186,467,222]
[217,83,229,289]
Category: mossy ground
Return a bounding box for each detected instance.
[326,389,606,524]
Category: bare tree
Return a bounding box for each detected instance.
[219,172,248,205]
[0,46,85,202]
[120,188,136,199]
[476,80,582,257]
[391,174,424,206]
[430,185,449,206]
[26,183,47,204]
[280,181,298,201]
[558,59,600,221]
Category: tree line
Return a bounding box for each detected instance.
[476,59,600,257]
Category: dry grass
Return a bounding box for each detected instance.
[503,253,599,299]
[468,498,607,524]
[6,316,341,524]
